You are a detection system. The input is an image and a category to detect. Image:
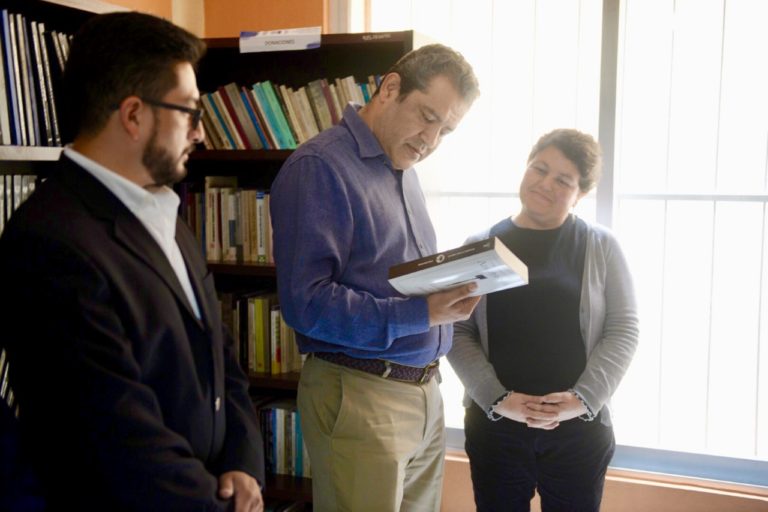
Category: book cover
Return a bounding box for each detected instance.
[8,12,26,145]
[388,236,528,297]
[29,21,52,146]
[223,82,264,149]
[294,86,320,139]
[217,84,253,149]
[260,80,297,148]
[1,10,19,145]
[210,89,245,149]
[239,87,271,149]
[16,14,39,146]
[37,23,60,146]
[201,93,235,149]
[0,14,10,145]
[249,86,282,149]
[305,79,333,131]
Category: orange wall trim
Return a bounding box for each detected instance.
[204,0,323,38]
[107,0,172,19]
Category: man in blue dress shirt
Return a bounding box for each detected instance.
[270,44,481,511]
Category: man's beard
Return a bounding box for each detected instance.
[142,124,190,188]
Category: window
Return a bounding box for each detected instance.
[348,0,768,484]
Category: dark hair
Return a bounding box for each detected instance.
[61,11,206,141]
[376,43,480,104]
[528,129,602,192]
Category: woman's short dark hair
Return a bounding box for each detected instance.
[528,128,603,192]
[377,43,480,104]
[61,11,206,141]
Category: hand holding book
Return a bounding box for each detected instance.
[426,282,482,326]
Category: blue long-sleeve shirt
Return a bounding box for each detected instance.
[270,105,451,367]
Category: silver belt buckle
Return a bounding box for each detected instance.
[418,361,437,384]
[381,360,393,379]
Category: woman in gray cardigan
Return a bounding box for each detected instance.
[447,129,638,512]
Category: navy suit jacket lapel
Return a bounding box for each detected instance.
[176,218,216,333]
[57,156,205,330]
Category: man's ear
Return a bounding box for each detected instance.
[378,72,401,101]
[116,96,145,142]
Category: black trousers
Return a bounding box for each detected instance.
[464,402,615,512]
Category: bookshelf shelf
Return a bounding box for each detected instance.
[249,372,300,390]
[0,146,61,160]
[0,147,62,173]
[207,262,276,277]
[265,474,313,503]
[189,149,292,163]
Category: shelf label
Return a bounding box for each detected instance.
[239,27,322,53]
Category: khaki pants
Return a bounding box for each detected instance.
[297,355,445,512]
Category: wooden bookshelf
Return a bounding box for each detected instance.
[197,31,413,95]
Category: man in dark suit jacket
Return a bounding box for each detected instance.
[0,12,264,511]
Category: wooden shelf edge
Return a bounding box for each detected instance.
[264,473,312,503]
[249,372,301,390]
[189,149,292,162]
[207,262,276,277]
[0,146,62,161]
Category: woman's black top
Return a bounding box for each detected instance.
[487,214,588,395]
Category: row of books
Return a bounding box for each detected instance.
[254,397,311,479]
[178,176,273,264]
[0,174,36,236]
[0,9,68,147]
[201,75,380,151]
[219,292,303,376]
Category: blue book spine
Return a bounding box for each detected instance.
[294,410,303,477]
[240,88,269,149]
[252,83,287,150]
[204,93,236,149]
[359,83,370,104]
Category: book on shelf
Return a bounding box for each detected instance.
[256,397,311,479]
[0,174,36,235]
[217,83,257,150]
[388,236,529,297]
[239,86,271,149]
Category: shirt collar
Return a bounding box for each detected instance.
[63,147,180,219]
[342,103,389,161]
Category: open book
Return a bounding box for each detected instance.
[388,237,528,297]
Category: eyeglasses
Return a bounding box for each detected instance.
[140,97,204,130]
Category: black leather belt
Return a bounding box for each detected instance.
[313,352,439,385]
